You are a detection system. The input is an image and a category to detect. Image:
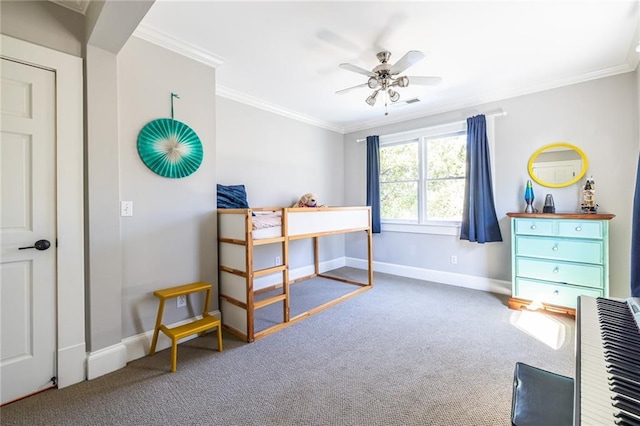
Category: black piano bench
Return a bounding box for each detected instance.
[511,362,574,426]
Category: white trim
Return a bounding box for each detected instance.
[133,24,225,69]
[131,24,343,133]
[216,86,344,134]
[346,257,511,295]
[86,344,127,380]
[381,222,460,236]
[48,0,89,15]
[86,310,223,377]
[344,64,634,133]
[122,311,222,364]
[93,254,510,378]
[1,35,86,390]
[56,343,86,389]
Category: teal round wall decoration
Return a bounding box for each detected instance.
[137,93,203,178]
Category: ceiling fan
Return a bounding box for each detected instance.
[336,50,442,114]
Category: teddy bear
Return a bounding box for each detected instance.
[292,193,325,208]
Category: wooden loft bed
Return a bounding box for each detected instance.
[217,206,373,342]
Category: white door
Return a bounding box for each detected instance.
[1,58,57,404]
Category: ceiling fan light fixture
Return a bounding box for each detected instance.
[397,76,409,87]
[366,91,378,106]
[367,77,379,89]
[388,89,400,102]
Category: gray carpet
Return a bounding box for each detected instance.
[0,268,575,425]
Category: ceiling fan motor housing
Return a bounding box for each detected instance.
[336,49,438,112]
[376,51,392,63]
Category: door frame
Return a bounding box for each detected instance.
[1,34,86,389]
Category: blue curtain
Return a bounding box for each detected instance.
[460,115,503,243]
[366,135,381,233]
[632,153,640,297]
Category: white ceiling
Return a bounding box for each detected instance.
[135,1,640,133]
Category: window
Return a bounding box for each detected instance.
[379,123,467,228]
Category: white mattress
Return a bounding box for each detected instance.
[252,211,282,239]
[252,226,282,240]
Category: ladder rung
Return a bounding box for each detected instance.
[254,294,286,310]
[254,265,286,277]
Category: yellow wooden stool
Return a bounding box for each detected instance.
[149,281,223,372]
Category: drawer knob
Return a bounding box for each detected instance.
[552,245,558,251]
[553,267,559,273]
[530,225,537,230]
[553,290,559,296]
[575,226,582,231]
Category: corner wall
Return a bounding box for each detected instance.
[117,37,218,340]
[215,97,347,268]
[345,72,637,298]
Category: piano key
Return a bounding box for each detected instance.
[614,411,640,426]
[613,395,640,418]
[578,296,640,425]
[610,384,640,404]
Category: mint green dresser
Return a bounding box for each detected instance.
[507,213,615,315]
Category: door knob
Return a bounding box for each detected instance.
[19,239,51,251]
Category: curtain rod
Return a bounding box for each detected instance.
[355,109,507,143]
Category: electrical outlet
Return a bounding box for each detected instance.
[275,256,281,265]
[451,255,457,264]
[177,295,187,308]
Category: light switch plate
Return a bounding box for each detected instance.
[121,201,133,217]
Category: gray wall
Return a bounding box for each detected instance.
[215,97,346,269]
[216,97,345,207]
[345,72,638,298]
[85,45,123,350]
[118,37,217,338]
[0,1,84,56]
[3,0,639,358]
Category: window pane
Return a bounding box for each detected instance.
[427,135,466,179]
[426,179,465,221]
[381,182,418,221]
[380,142,418,182]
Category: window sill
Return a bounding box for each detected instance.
[381,222,461,236]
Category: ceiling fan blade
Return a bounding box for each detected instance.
[317,29,362,53]
[406,76,442,86]
[390,51,425,75]
[335,83,368,95]
[372,13,407,52]
[339,63,376,78]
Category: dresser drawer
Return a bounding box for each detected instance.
[515,236,603,264]
[514,219,554,236]
[516,258,603,289]
[515,278,603,309]
[557,220,602,239]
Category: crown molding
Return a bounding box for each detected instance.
[132,23,638,135]
[133,24,225,69]
[216,86,345,134]
[48,0,89,15]
[626,17,640,72]
[342,62,636,133]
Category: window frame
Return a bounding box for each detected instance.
[377,119,496,236]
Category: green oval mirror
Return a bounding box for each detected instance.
[528,142,588,188]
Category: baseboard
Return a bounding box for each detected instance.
[57,342,86,388]
[86,343,127,380]
[122,310,222,364]
[84,310,222,380]
[86,259,507,380]
[345,257,511,295]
